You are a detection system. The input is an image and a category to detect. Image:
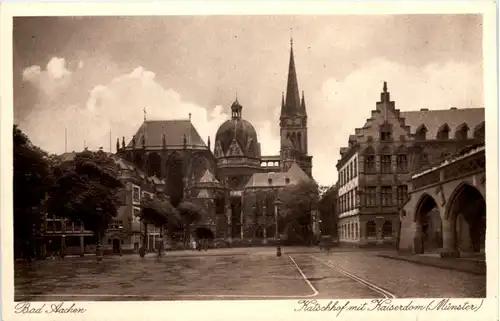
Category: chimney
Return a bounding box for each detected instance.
[420,108,429,111]
[450,107,457,110]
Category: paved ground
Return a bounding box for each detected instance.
[14,247,486,301]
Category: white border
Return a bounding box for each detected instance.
[1,2,498,321]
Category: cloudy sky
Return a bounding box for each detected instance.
[14,15,483,186]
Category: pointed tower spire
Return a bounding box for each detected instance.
[282,36,301,118]
[300,90,307,115]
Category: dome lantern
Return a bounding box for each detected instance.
[231,98,243,119]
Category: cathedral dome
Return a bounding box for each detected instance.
[214,99,260,159]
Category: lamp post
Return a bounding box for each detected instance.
[96,207,104,261]
[274,198,282,257]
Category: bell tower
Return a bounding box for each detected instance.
[279,38,311,176]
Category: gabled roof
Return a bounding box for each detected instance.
[400,108,484,139]
[198,169,220,184]
[245,162,310,188]
[127,120,207,149]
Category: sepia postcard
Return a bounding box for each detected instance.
[1,1,498,321]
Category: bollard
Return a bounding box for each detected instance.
[276,245,282,257]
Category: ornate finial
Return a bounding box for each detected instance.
[122,136,125,149]
[383,81,387,93]
[116,138,120,152]
[143,106,147,121]
[188,113,192,121]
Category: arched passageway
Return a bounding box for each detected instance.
[415,194,442,254]
[448,184,486,253]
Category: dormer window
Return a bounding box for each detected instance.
[474,122,485,142]
[455,123,469,140]
[437,124,450,140]
[415,125,427,141]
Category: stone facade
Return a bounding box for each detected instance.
[399,144,486,257]
[336,82,485,247]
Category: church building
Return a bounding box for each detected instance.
[116,39,313,244]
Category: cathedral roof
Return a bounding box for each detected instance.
[127,120,207,149]
[400,108,484,140]
[244,162,310,188]
[215,99,260,159]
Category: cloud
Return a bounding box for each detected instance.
[19,65,280,168]
[308,58,483,185]
[21,57,72,97]
[18,58,483,187]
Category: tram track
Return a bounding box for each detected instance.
[309,255,397,299]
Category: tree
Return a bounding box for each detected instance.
[279,179,320,245]
[177,201,203,246]
[318,185,339,238]
[138,196,181,256]
[47,149,123,258]
[13,125,54,256]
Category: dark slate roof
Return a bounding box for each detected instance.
[245,162,310,188]
[400,108,485,139]
[127,120,207,148]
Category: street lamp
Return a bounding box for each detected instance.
[274,198,282,257]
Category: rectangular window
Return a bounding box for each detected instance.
[397,154,408,172]
[381,186,393,206]
[381,130,392,142]
[133,207,141,223]
[397,185,409,206]
[349,163,353,180]
[364,155,376,173]
[132,186,141,203]
[347,191,351,210]
[381,155,392,173]
[365,187,377,206]
[354,187,359,207]
[353,158,357,177]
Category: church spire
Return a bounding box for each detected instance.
[282,36,302,118]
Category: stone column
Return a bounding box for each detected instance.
[413,221,423,254]
[441,215,460,258]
